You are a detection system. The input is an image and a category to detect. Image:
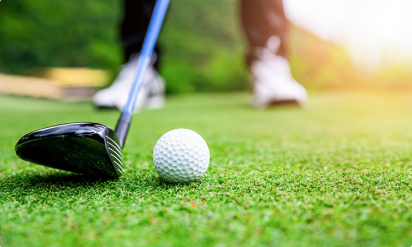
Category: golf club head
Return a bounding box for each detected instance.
[15,122,123,178]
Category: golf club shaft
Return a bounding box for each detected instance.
[115,0,170,148]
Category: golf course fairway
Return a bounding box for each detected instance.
[1,91,412,246]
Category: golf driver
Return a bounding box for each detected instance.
[14,0,170,178]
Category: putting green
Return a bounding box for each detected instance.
[1,92,412,246]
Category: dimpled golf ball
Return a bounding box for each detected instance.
[153,129,210,183]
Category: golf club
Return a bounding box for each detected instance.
[14,0,170,178]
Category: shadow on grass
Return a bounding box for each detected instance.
[1,171,116,193]
[28,172,115,183]
[1,170,208,194]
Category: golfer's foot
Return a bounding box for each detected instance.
[93,53,165,112]
[251,37,307,108]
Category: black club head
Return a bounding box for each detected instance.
[15,122,123,178]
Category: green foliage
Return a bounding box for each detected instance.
[0,0,123,74]
[2,92,412,246]
[0,0,249,93]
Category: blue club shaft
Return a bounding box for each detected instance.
[123,0,170,114]
[115,0,170,148]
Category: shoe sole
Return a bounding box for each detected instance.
[253,98,302,108]
[94,105,117,109]
[267,99,301,106]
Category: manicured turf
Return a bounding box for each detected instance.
[1,92,412,246]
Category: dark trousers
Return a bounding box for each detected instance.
[121,0,288,68]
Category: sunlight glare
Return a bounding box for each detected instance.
[284,0,412,71]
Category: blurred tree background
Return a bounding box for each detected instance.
[0,0,122,77]
[1,0,411,94]
[0,0,249,94]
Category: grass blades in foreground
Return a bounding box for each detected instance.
[1,92,412,246]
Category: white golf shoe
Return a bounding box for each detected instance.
[93,54,165,112]
[251,37,307,108]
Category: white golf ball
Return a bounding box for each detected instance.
[153,129,210,183]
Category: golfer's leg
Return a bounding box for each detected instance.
[240,0,307,107]
[241,0,288,65]
[121,0,161,68]
[93,0,165,110]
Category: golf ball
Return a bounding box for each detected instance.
[153,129,210,183]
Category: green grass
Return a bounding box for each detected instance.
[1,92,412,246]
